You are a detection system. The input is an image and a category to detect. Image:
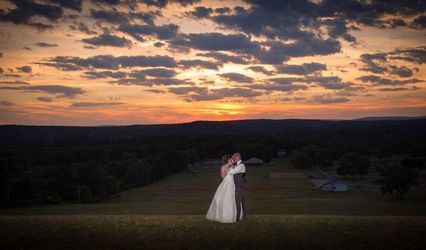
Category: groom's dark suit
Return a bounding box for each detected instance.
[232,161,246,221]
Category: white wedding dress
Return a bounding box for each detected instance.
[206,170,243,223]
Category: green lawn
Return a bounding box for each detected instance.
[1,215,425,250]
[2,159,425,216]
[1,159,425,249]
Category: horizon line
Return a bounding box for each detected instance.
[1,115,425,127]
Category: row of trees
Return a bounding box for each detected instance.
[0,133,280,207]
[1,146,198,206]
[379,159,424,200]
[1,119,425,206]
[290,144,340,169]
[290,145,424,200]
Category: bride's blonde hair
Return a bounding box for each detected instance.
[222,154,232,164]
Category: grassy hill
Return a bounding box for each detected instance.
[1,214,425,250]
[1,159,425,249]
[2,159,425,216]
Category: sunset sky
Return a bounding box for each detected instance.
[0,0,425,125]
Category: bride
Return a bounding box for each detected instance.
[206,154,242,223]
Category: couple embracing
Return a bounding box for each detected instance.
[206,152,246,223]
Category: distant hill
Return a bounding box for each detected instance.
[1,118,426,143]
[354,116,426,121]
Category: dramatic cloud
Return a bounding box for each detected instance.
[0,0,62,30]
[214,7,231,15]
[357,75,423,85]
[83,68,180,86]
[389,65,413,77]
[47,0,82,11]
[359,52,389,74]
[306,76,352,90]
[69,22,97,35]
[219,72,253,83]
[264,75,362,93]
[37,96,53,102]
[187,6,213,19]
[111,76,188,86]
[43,55,177,70]
[246,66,273,75]
[131,68,176,78]
[251,83,308,92]
[210,4,317,40]
[119,23,178,41]
[25,85,85,98]
[2,84,86,98]
[91,0,120,6]
[411,15,426,29]
[275,62,326,75]
[255,38,340,64]
[169,86,262,101]
[16,66,32,73]
[196,52,248,64]
[0,0,425,123]
[389,46,426,64]
[168,86,204,95]
[140,0,200,8]
[0,100,15,106]
[311,94,350,104]
[376,86,419,92]
[0,80,30,85]
[153,42,165,47]
[359,50,422,77]
[71,101,125,107]
[170,32,258,53]
[90,9,158,26]
[34,42,58,47]
[178,59,220,70]
[84,70,127,79]
[170,33,340,64]
[268,77,304,85]
[81,33,132,47]
[240,0,426,32]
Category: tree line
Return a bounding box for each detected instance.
[1,119,425,206]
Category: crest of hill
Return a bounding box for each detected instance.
[0,117,425,142]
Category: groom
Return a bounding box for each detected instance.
[228,152,246,221]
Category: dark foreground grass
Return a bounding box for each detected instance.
[1,214,425,250]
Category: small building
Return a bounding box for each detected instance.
[312,179,348,192]
[277,149,287,158]
[244,157,264,165]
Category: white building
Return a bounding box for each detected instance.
[277,149,287,158]
[312,179,348,192]
[244,157,264,165]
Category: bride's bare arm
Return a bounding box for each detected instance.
[220,164,231,178]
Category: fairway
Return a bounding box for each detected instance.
[1,159,426,249]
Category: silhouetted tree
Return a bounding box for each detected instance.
[401,158,425,170]
[290,150,313,169]
[380,162,418,200]
[75,161,110,200]
[337,152,369,181]
[10,172,48,204]
[239,143,273,162]
[50,165,80,201]
[126,159,154,187]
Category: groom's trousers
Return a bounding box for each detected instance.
[234,173,246,221]
[235,184,245,221]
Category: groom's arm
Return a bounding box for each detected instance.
[228,163,246,175]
